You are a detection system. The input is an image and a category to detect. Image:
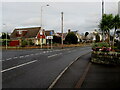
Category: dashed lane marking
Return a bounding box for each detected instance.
[19,56,24,58]
[6,58,12,60]
[48,53,62,58]
[13,57,18,59]
[1,60,38,73]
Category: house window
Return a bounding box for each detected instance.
[19,31,22,35]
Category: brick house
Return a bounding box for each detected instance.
[10,27,46,46]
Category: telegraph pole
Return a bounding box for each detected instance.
[102,0,104,17]
[61,12,64,49]
[102,0,104,42]
[6,32,7,49]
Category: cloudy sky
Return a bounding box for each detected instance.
[1,0,120,34]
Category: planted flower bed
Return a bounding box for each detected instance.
[91,42,120,65]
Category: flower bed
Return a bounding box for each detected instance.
[91,51,120,65]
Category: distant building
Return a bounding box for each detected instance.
[56,32,67,40]
[118,1,120,15]
[10,27,46,46]
[45,30,55,36]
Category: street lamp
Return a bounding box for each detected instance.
[61,12,64,49]
[40,4,49,48]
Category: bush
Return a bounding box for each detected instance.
[21,40,28,47]
[65,32,78,44]
[92,42,110,52]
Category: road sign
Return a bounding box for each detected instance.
[46,36,53,39]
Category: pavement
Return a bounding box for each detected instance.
[52,53,120,88]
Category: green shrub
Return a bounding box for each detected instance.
[21,40,28,47]
[92,42,109,48]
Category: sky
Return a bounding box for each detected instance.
[1,0,120,34]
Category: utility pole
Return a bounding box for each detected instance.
[6,32,7,49]
[61,12,64,49]
[102,0,104,17]
[102,0,104,42]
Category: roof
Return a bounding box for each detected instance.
[57,33,67,39]
[10,27,41,38]
[45,30,54,36]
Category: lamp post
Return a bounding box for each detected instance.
[40,4,49,49]
[61,12,64,49]
[102,0,104,42]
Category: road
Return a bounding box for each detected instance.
[2,46,91,88]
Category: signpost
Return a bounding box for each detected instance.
[40,30,43,48]
[46,36,53,49]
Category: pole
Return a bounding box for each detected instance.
[102,0,104,17]
[6,32,7,49]
[102,0,104,42]
[40,6,43,49]
[40,5,49,49]
[61,12,64,49]
[51,39,52,49]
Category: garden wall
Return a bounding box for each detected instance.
[91,51,120,65]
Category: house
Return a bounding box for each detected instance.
[45,30,54,36]
[56,32,67,40]
[10,27,46,46]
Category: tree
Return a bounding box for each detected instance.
[112,14,120,46]
[95,34,100,42]
[65,32,78,44]
[99,14,114,43]
[53,36,61,44]
[1,32,10,46]
[85,32,89,37]
[2,32,10,39]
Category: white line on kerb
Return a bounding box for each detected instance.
[1,60,37,73]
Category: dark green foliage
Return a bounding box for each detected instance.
[29,39,34,45]
[53,36,61,44]
[95,34,100,42]
[21,39,28,47]
[1,32,10,46]
[65,32,78,44]
[85,32,89,37]
[2,33,10,39]
[92,42,109,48]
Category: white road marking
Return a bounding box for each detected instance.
[0,60,4,62]
[43,51,46,53]
[19,56,24,58]
[1,60,37,73]
[35,53,39,55]
[6,58,12,60]
[30,54,34,56]
[13,57,18,59]
[68,51,71,53]
[48,53,62,58]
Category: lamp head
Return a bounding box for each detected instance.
[46,4,49,6]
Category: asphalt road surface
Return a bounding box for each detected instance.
[2,46,91,88]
